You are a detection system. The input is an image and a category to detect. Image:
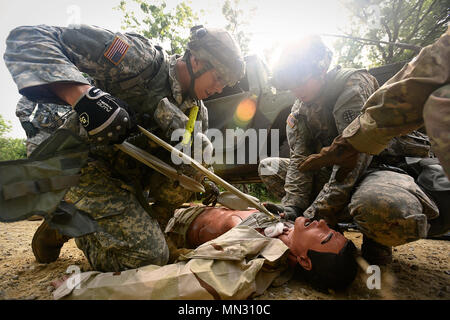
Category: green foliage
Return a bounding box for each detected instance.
[0,114,12,136]
[247,183,278,202]
[233,183,279,203]
[116,0,199,54]
[0,138,27,161]
[334,0,449,67]
[0,114,26,161]
[222,0,256,55]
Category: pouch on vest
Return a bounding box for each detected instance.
[153,97,189,139]
[0,129,89,223]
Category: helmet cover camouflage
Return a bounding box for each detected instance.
[187,26,245,87]
[273,35,333,90]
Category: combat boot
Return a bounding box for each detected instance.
[361,234,392,265]
[32,221,70,263]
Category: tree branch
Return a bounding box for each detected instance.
[421,20,447,46]
[382,19,392,43]
[398,0,422,30]
[412,0,438,36]
[375,42,387,62]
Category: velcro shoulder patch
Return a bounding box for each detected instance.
[287,113,297,128]
[104,36,130,65]
[342,109,358,124]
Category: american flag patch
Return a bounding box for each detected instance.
[104,36,130,65]
[287,113,296,128]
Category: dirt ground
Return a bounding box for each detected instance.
[0,219,449,300]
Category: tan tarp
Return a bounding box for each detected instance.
[53,226,289,300]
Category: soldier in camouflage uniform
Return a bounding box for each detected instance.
[16,96,72,156]
[299,27,450,178]
[4,24,245,271]
[258,35,438,264]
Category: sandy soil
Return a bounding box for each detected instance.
[0,220,449,300]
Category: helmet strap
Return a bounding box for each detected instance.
[184,50,213,101]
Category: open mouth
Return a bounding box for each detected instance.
[304,220,312,227]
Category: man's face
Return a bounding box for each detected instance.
[291,76,324,103]
[279,216,348,270]
[192,59,226,100]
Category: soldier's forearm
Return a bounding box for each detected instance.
[304,153,372,224]
[282,159,313,210]
[48,83,91,106]
[344,29,450,154]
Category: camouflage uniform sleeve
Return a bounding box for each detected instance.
[333,71,379,134]
[303,153,372,225]
[303,71,379,223]
[281,101,314,210]
[343,28,450,154]
[15,96,37,122]
[4,25,160,104]
[4,25,90,103]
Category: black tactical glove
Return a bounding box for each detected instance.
[263,203,302,221]
[73,87,137,145]
[262,202,285,215]
[283,205,302,221]
[21,121,39,138]
[201,180,220,206]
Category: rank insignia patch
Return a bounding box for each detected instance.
[104,36,130,65]
[287,113,296,128]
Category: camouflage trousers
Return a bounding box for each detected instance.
[423,84,450,178]
[348,170,438,246]
[259,158,439,247]
[146,163,197,230]
[64,161,170,272]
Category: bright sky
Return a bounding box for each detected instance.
[0,0,349,138]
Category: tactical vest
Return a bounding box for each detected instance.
[96,45,173,125]
[297,66,364,150]
[88,48,176,184]
[297,67,430,161]
[323,68,431,163]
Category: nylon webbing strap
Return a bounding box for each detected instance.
[2,175,80,201]
[182,105,199,146]
[185,50,213,100]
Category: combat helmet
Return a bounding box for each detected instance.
[273,35,333,90]
[184,25,245,99]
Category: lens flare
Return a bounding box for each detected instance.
[234,96,257,126]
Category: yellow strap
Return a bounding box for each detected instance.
[182,105,199,146]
